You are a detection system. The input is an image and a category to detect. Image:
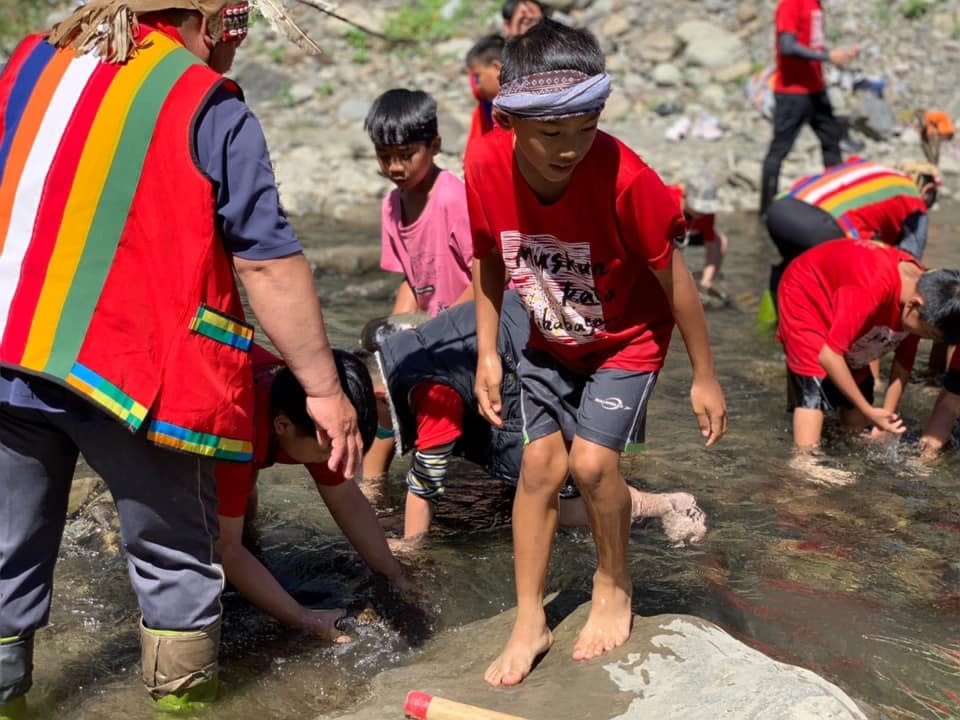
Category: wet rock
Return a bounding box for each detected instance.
[324,602,872,720]
[68,476,103,516]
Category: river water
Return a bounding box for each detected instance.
[29,211,960,719]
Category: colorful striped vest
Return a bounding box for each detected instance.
[0,30,255,461]
[783,159,928,245]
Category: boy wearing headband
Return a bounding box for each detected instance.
[467,19,727,686]
[365,89,474,319]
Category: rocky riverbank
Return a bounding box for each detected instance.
[220,0,960,223]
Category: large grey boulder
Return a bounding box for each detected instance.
[323,600,871,720]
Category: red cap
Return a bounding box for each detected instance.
[404,691,433,720]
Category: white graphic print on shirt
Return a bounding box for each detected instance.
[845,326,908,368]
[501,231,609,345]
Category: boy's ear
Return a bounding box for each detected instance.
[273,414,292,436]
[492,59,503,72]
[430,135,442,155]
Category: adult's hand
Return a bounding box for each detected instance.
[307,392,362,479]
[829,46,858,66]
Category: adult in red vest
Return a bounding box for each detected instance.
[759,0,860,216]
[0,0,362,714]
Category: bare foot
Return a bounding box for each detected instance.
[299,608,351,643]
[788,453,855,487]
[388,535,425,555]
[572,573,632,661]
[629,489,708,546]
[484,618,553,687]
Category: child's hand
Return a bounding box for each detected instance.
[690,376,727,446]
[475,352,504,428]
[866,407,906,435]
[299,607,351,643]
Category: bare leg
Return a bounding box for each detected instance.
[485,432,568,687]
[792,408,825,450]
[558,486,707,545]
[567,437,632,662]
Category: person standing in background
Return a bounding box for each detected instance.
[759,0,860,216]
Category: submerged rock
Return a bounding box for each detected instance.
[322,599,872,720]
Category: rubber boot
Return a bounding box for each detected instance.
[756,289,777,331]
[0,696,27,720]
[0,636,32,719]
[140,619,220,712]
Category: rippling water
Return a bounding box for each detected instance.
[39,211,960,719]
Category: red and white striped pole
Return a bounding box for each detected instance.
[404,691,529,720]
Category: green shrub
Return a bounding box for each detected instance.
[901,0,930,19]
[384,0,489,43]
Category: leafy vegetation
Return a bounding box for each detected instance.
[383,0,495,44]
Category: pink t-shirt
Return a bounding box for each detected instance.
[380,169,474,317]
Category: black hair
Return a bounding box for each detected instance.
[501,0,549,21]
[352,348,384,388]
[270,349,378,453]
[919,174,939,208]
[364,89,438,147]
[917,269,960,345]
[466,33,506,67]
[499,18,605,84]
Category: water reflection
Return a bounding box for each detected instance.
[45,212,960,719]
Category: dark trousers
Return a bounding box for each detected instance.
[760,90,843,215]
[765,196,844,301]
[0,399,223,701]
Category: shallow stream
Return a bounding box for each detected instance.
[31,211,960,719]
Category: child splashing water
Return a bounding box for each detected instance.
[467,20,728,687]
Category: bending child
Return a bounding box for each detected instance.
[667,175,729,299]
[216,346,407,642]
[360,292,708,549]
[365,89,474,318]
[467,20,727,686]
[777,239,960,450]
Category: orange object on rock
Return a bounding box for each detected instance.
[924,110,955,140]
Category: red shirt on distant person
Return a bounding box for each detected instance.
[774,0,826,94]
[777,240,921,379]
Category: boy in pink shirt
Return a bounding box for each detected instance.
[366,89,474,317]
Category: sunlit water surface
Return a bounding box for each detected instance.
[34,211,960,719]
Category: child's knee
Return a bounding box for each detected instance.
[519,442,567,494]
[568,444,619,494]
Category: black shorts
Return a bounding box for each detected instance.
[786,371,875,413]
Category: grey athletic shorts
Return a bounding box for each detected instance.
[518,348,658,452]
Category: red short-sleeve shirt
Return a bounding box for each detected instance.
[215,346,345,519]
[466,129,684,374]
[777,240,922,378]
[666,184,718,244]
[774,0,826,94]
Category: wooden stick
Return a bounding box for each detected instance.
[404,691,530,720]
